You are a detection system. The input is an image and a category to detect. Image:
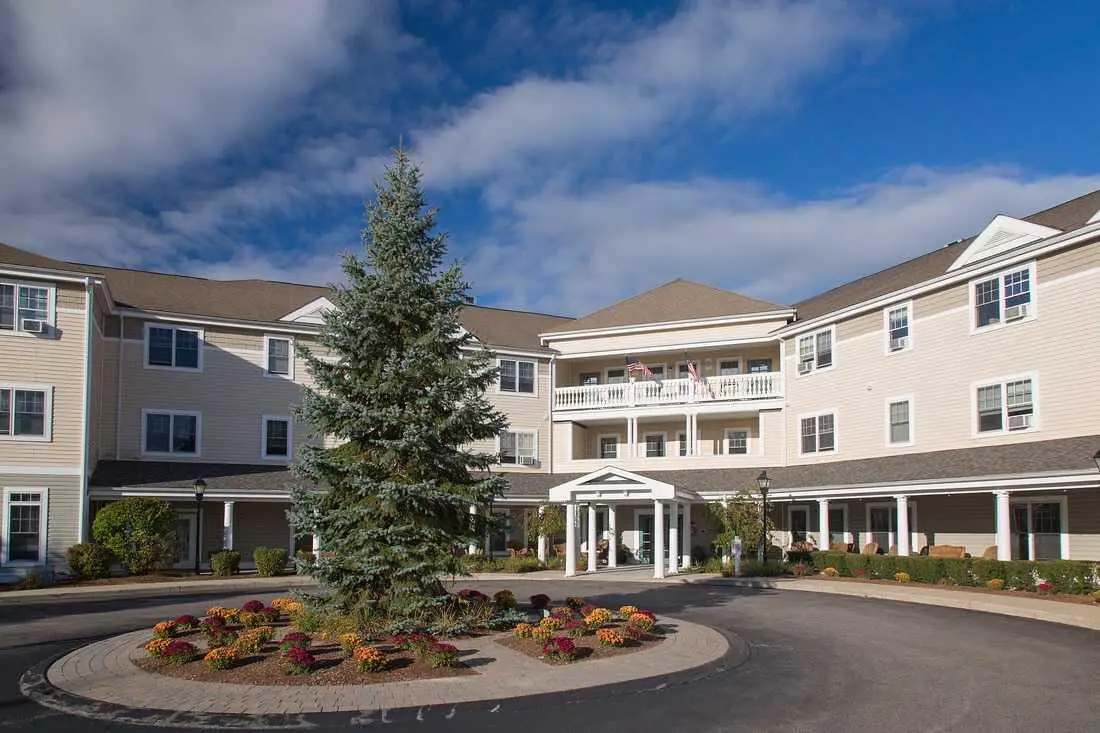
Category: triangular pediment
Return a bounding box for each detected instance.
[1088,208,1100,225]
[279,297,335,324]
[549,466,695,503]
[580,472,644,486]
[948,215,1061,272]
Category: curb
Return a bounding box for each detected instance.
[0,575,317,604]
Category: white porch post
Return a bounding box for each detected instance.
[311,532,321,557]
[565,503,577,577]
[607,504,618,569]
[684,414,692,456]
[995,490,1012,561]
[467,504,478,555]
[818,498,829,550]
[537,506,548,564]
[222,501,235,550]
[587,504,598,573]
[668,501,679,574]
[691,414,699,456]
[681,501,691,568]
[653,500,665,579]
[627,417,637,458]
[895,495,910,556]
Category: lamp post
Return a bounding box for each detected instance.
[756,470,771,563]
[193,478,206,576]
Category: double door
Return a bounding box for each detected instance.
[1011,502,1062,560]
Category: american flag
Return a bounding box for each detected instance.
[626,356,653,379]
[686,360,702,382]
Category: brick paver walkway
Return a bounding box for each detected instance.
[45,617,727,715]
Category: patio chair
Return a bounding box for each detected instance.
[861,542,881,556]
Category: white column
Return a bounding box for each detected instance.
[995,490,1012,561]
[222,501,235,550]
[607,505,618,569]
[653,500,665,579]
[668,501,679,574]
[468,504,478,555]
[537,506,548,564]
[818,498,830,550]
[684,414,692,456]
[627,417,637,458]
[311,532,321,557]
[587,504,598,573]
[565,503,577,577]
[895,495,910,556]
[691,414,699,456]
[681,501,691,568]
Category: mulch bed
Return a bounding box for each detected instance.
[815,576,1100,606]
[495,622,665,665]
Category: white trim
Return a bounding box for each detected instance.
[971,372,1039,438]
[89,486,293,502]
[260,415,293,461]
[279,296,335,324]
[119,308,318,336]
[642,431,668,458]
[143,322,204,372]
[1009,494,1070,560]
[540,310,796,343]
[787,504,810,546]
[716,357,742,376]
[826,502,850,545]
[795,325,836,377]
[0,465,79,476]
[723,426,750,456]
[497,357,539,397]
[864,500,918,552]
[140,409,202,457]
[0,383,54,442]
[552,336,782,361]
[0,279,57,337]
[948,215,1060,272]
[968,261,1038,335]
[597,433,621,460]
[497,428,540,467]
[675,430,687,457]
[882,301,913,355]
[56,307,85,315]
[1,487,49,566]
[78,276,94,543]
[885,395,914,447]
[262,334,295,380]
[0,265,100,284]
[796,409,837,456]
[549,466,693,503]
[603,366,627,384]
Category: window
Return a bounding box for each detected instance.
[145,325,202,370]
[143,411,200,455]
[500,430,537,466]
[579,372,600,387]
[749,359,772,373]
[974,266,1033,329]
[262,417,291,459]
[800,413,835,454]
[0,386,50,440]
[676,431,687,457]
[885,304,910,352]
[644,433,666,458]
[499,359,536,394]
[3,489,47,564]
[718,359,741,376]
[649,364,666,379]
[606,368,627,384]
[976,378,1035,434]
[797,328,833,374]
[888,400,911,445]
[599,435,619,460]
[0,282,52,333]
[725,429,748,455]
[265,336,292,377]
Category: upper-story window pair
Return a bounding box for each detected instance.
[973,264,1034,330]
[499,358,535,394]
[0,384,51,440]
[146,325,202,370]
[0,281,52,334]
[797,327,834,375]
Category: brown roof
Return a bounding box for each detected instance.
[547,279,790,334]
[0,242,96,275]
[459,305,572,351]
[793,188,1100,322]
[91,461,313,492]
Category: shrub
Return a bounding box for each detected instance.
[152,620,178,639]
[456,588,490,603]
[1092,590,1100,603]
[531,626,553,642]
[894,572,911,584]
[1037,581,1054,595]
[737,560,789,577]
[1004,561,1036,591]
[823,566,839,577]
[239,612,267,629]
[941,559,972,586]
[271,597,303,616]
[205,606,240,623]
[539,617,563,631]
[493,590,516,609]
[210,550,240,577]
[617,605,639,619]
[513,623,534,639]
[163,640,199,666]
[339,632,365,657]
[791,563,811,577]
[629,612,655,632]
[354,645,387,672]
[231,631,264,655]
[583,608,613,628]
[252,546,288,577]
[250,626,276,643]
[91,497,177,575]
[542,636,576,662]
[283,646,314,674]
[986,578,1005,591]
[851,567,867,578]
[564,596,586,611]
[529,594,550,610]
[241,600,265,613]
[279,632,312,652]
[66,543,112,580]
[394,631,436,653]
[206,627,238,648]
[425,642,459,668]
[145,638,172,657]
[596,628,625,647]
[1037,560,1097,594]
[204,646,241,670]
[562,619,586,638]
[292,608,324,633]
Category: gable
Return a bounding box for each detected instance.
[947,215,1061,272]
[279,297,335,324]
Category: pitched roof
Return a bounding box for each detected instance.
[0,242,96,275]
[546,279,790,335]
[793,188,1100,322]
[459,305,572,351]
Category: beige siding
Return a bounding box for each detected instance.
[784,240,1100,464]
[0,474,80,569]
[471,358,552,472]
[916,494,996,556]
[548,318,789,356]
[232,502,292,563]
[1067,490,1100,561]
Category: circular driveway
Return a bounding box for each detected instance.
[0,580,1097,731]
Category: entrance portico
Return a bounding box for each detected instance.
[549,466,700,579]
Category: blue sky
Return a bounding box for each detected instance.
[2,0,1100,316]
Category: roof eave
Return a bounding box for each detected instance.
[540,309,796,343]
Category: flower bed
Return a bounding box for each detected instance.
[495,605,664,665]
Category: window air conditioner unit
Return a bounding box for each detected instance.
[798,359,813,375]
[20,319,45,334]
[519,456,538,466]
[889,336,908,352]
[1007,414,1032,430]
[1004,303,1030,321]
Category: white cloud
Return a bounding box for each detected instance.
[465,168,1100,315]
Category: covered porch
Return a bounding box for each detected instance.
[548,466,702,579]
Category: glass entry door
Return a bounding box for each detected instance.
[789,507,809,544]
[829,507,847,547]
[869,506,892,550]
[1012,502,1062,560]
[175,511,197,568]
[637,511,683,565]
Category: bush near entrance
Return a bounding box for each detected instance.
[66,542,112,579]
[91,497,178,575]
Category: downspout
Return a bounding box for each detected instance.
[547,355,556,477]
[115,314,123,459]
[77,277,95,543]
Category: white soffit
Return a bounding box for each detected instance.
[947,215,1061,272]
[279,297,336,324]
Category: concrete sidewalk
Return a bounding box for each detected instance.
[0,574,317,603]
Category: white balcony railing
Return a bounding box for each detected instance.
[553,372,782,411]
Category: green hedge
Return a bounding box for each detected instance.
[811,551,1097,594]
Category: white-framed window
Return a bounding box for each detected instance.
[144,324,203,370]
[142,410,201,455]
[748,359,772,373]
[579,372,600,387]
[884,302,911,353]
[1010,496,1068,560]
[0,384,52,441]
[264,336,293,378]
[498,358,536,395]
[598,434,619,460]
[605,368,627,385]
[0,281,54,334]
[2,488,48,565]
[886,398,912,445]
[261,416,292,460]
[676,431,687,457]
[975,376,1036,434]
[797,326,834,375]
[499,430,538,466]
[800,412,836,454]
[644,433,666,458]
[648,364,666,380]
[972,263,1036,331]
[724,428,749,455]
[717,358,741,376]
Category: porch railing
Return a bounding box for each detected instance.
[553,372,782,411]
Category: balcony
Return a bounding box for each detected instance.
[553,372,782,413]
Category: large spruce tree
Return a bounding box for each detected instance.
[289,149,507,621]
